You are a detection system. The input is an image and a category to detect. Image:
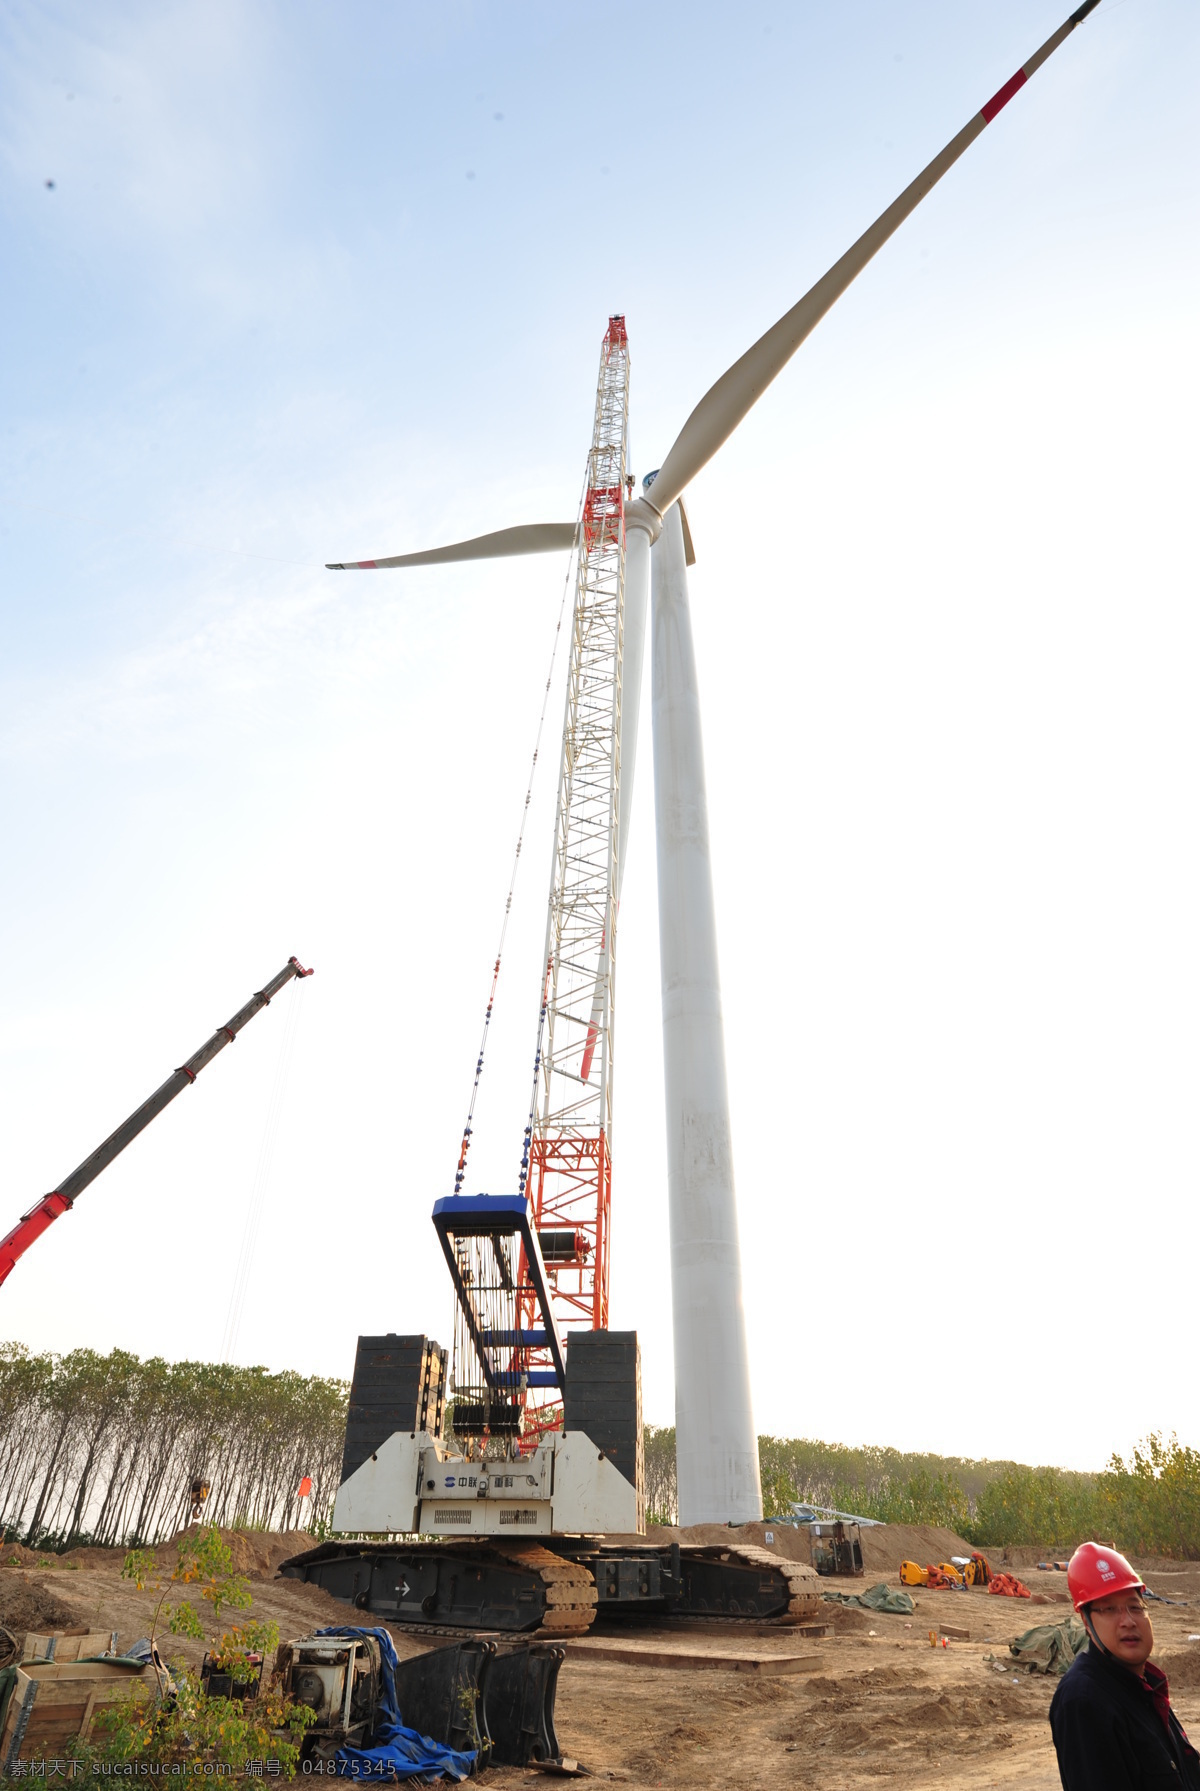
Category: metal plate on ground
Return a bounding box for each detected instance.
[651,1618,830,1639]
[388,1623,589,1645]
[563,1638,823,1674]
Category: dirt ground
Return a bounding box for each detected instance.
[5,1525,1200,1788]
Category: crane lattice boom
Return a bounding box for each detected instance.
[515,316,629,1427]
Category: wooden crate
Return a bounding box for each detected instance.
[0,1659,151,1768]
[22,1631,119,1663]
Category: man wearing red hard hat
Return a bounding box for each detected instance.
[1049,1540,1200,1788]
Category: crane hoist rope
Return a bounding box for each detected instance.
[448,476,586,1200]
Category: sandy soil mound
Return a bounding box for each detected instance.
[2,1532,431,1673]
[1159,1651,1200,1690]
[986,1544,1073,1569]
[823,1601,875,1633]
[0,1572,82,1645]
[4,1530,316,1580]
[60,1546,125,1569]
[2,1542,48,1568]
[159,1526,315,1578]
[856,1523,975,1574]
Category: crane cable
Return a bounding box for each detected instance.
[451,472,587,1198]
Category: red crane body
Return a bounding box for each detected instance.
[0,955,313,1288]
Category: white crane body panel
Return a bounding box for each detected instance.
[332,1428,639,1538]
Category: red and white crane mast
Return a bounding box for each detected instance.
[515,316,630,1426]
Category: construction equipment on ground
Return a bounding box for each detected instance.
[801,1519,865,1579]
[0,956,313,1288]
[900,1554,995,1590]
[777,1505,871,1573]
[281,1307,824,1635]
[277,1627,564,1772]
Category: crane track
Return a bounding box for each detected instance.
[488,1540,598,1634]
[281,1537,819,1633]
[692,1544,824,1624]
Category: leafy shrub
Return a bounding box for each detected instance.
[209,1621,281,1676]
[72,1523,315,1775]
[70,1666,315,1777]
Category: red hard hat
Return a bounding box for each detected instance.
[1067,1541,1145,1612]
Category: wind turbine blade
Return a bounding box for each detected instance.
[677,495,697,567]
[327,521,577,571]
[644,0,1102,518]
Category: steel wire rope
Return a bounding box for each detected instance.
[220,981,305,1361]
[450,469,588,1199]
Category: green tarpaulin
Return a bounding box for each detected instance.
[823,1582,916,1615]
[1009,1616,1088,1676]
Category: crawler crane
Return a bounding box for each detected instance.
[284,2,1107,1629]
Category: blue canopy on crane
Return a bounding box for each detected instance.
[431,1192,565,1391]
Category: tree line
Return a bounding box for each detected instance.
[6,1342,1198,1558]
[647,1425,1200,1558]
[0,1343,347,1549]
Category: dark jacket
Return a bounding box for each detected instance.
[1050,1643,1200,1789]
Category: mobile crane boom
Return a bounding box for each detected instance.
[0,955,313,1288]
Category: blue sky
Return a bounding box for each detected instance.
[2,0,1197,1472]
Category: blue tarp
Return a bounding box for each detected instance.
[313,1627,476,1783]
